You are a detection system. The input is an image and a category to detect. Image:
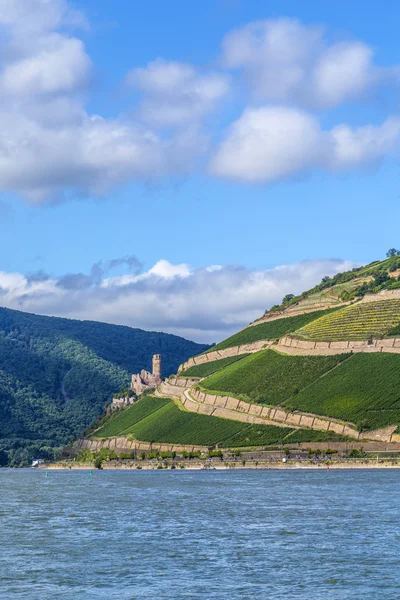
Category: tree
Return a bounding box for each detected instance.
[386,248,400,258]
[0,450,8,467]
[282,294,295,304]
[94,456,103,469]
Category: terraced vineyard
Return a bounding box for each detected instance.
[206,308,339,352]
[93,397,170,438]
[283,353,400,430]
[294,300,400,341]
[93,396,348,447]
[284,429,351,444]
[179,355,248,378]
[200,349,350,405]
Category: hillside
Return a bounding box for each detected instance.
[0,307,209,466]
[84,253,400,458]
[91,395,348,447]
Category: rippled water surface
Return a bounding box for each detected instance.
[1,469,400,599]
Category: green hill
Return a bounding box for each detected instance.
[92,395,348,447]
[71,253,400,454]
[200,350,350,404]
[0,307,209,466]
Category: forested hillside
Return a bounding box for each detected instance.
[0,308,209,466]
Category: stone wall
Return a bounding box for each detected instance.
[110,396,136,412]
[178,340,269,372]
[77,437,208,453]
[187,388,360,439]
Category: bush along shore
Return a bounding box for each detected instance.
[40,445,400,470]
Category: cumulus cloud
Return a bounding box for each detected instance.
[0,258,356,343]
[126,59,230,127]
[221,18,400,108]
[1,4,400,202]
[210,106,400,183]
[0,0,206,203]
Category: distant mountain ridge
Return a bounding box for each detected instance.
[0,307,209,466]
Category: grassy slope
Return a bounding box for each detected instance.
[92,397,170,438]
[295,300,400,341]
[200,349,350,404]
[93,396,348,446]
[207,308,339,352]
[283,353,400,430]
[179,355,248,378]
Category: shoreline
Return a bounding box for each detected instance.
[41,459,400,471]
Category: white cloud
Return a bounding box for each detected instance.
[210,106,400,183]
[210,106,327,183]
[0,5,399,202]
[0,258,356,343]
[0,1,205,203]
[126,59,230,127]
[1,35,91,96]
[221,18,399,108]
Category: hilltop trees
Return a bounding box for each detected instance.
[282,294,295,304]
[386,248,400,258]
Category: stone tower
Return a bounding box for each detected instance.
[152,354,162,380]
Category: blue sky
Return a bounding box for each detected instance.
[0,0,399,341]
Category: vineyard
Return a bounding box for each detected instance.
[92,395,348,447]
[283,353,400,430]
[93,397,169,438]
[179,354,248,378]
[206,308,339,352]
[294,300,400,341]
[219,424,347,447]
[200,349,350,405]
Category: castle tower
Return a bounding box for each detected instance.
[152,354,162,380]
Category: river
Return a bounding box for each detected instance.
[0,469,399,599]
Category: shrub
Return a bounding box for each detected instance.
[208,450,223,458]
[94,456,103,469]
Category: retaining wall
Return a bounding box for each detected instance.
[77,437,208,453]
[188,388,360,439]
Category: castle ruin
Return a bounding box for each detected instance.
[130,354,162,395]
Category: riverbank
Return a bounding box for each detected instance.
[41,459,400,470]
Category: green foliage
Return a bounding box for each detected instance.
[0,307,209,465]
[124,400,246,446]
[208,450,223,457]
[386,321,400,336]
[386,248,400,258]
[295,300,400,341]
[179,355,248,378]
[219,424,293,447]
[94,456,103,469]
[97,448,117,461]
[76,449,95,462]
[200,349,349,404]
[113,387,136,399]
[94,395,348,448]
[93,397,169,438]
[283,353,400,430]
[207,309,339,352]
[284,429,349,444]
[0,450,8,467]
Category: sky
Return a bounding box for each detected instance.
[0,0,399,343]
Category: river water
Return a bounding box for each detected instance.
[0,469,399,599]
